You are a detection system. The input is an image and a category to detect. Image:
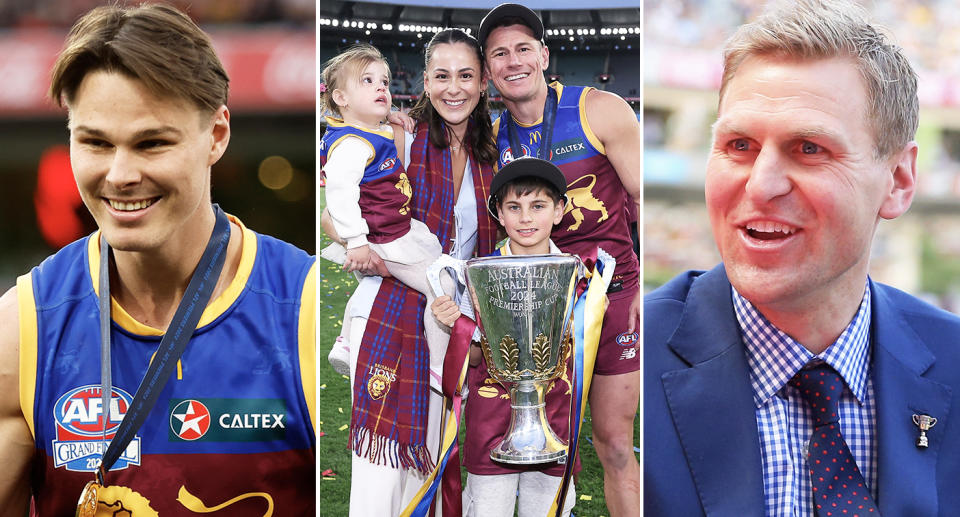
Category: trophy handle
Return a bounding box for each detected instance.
[426,255,465,298]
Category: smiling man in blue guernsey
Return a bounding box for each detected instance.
[478,4,643,515]
[0,4,315,515]
[645,0,960,515]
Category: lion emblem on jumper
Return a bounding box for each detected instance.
[564,174,609,231]
[91,485,158,516]
[395,172,412,215]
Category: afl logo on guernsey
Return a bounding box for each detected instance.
[379,157,396,171]
[500,144,531,164]
[170,400,212,441]
[616,331,639,347]
[52,385,141,472]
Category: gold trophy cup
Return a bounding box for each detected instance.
[464,254,580,464]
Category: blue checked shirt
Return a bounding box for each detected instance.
[733,285,877,517]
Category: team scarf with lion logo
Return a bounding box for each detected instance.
[350,119,497,474]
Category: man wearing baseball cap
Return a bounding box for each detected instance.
[479,4,642,515]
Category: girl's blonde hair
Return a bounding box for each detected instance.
[320,43,390,117]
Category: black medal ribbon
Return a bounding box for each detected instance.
[506,84,559,162]
[96,204,230,484]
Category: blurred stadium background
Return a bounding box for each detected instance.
[318,0,640,122]
[0,0,315,292]
[645,0,960,313]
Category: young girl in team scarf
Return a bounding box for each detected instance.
[321,31,500,514]
[319,44,456,378]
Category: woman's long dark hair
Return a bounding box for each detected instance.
[407,29,497,165]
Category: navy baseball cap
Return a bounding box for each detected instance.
[487,157,567,217]
[478,3,544,49]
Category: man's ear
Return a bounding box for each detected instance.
[540,44,550,72]
[208,105,230,167]
[878,141,917,220]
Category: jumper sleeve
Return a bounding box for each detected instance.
[323,136,374,249]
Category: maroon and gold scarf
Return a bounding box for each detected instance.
[351,120,497,473]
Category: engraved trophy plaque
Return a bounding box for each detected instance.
[465,254,580,464]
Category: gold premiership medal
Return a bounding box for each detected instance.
[75,480,100,517]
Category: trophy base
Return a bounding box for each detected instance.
[490,441,567,465]
[489,381,568,465]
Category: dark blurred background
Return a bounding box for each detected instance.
[0,0,316,291]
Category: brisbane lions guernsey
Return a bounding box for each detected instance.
[493,82,639,293]
[320,117,413,244]
[17,216,316,516]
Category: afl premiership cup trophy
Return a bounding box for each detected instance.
[464,254,580,464]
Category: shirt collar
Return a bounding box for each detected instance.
[734,283,872,408]
[501,238,561,255]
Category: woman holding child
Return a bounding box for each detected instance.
[320,29,499,516]
[322,26,580,516]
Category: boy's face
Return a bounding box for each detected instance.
[497,188,564,255]
[68,70,229,253]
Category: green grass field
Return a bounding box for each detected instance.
[315,197,639,516]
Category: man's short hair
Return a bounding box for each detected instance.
[49,4,229,114]
[719,0,918,159]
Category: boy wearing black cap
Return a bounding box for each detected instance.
[478,4,642,514]
[431,157,578,516]
[485,156,568,255]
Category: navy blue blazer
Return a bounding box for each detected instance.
[644,265,960,516]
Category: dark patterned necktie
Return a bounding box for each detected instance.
[791,364,880,516]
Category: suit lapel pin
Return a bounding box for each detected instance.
[912,414,937,448]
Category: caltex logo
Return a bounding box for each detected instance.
[167,398,288,442]
[170,400,211,441]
